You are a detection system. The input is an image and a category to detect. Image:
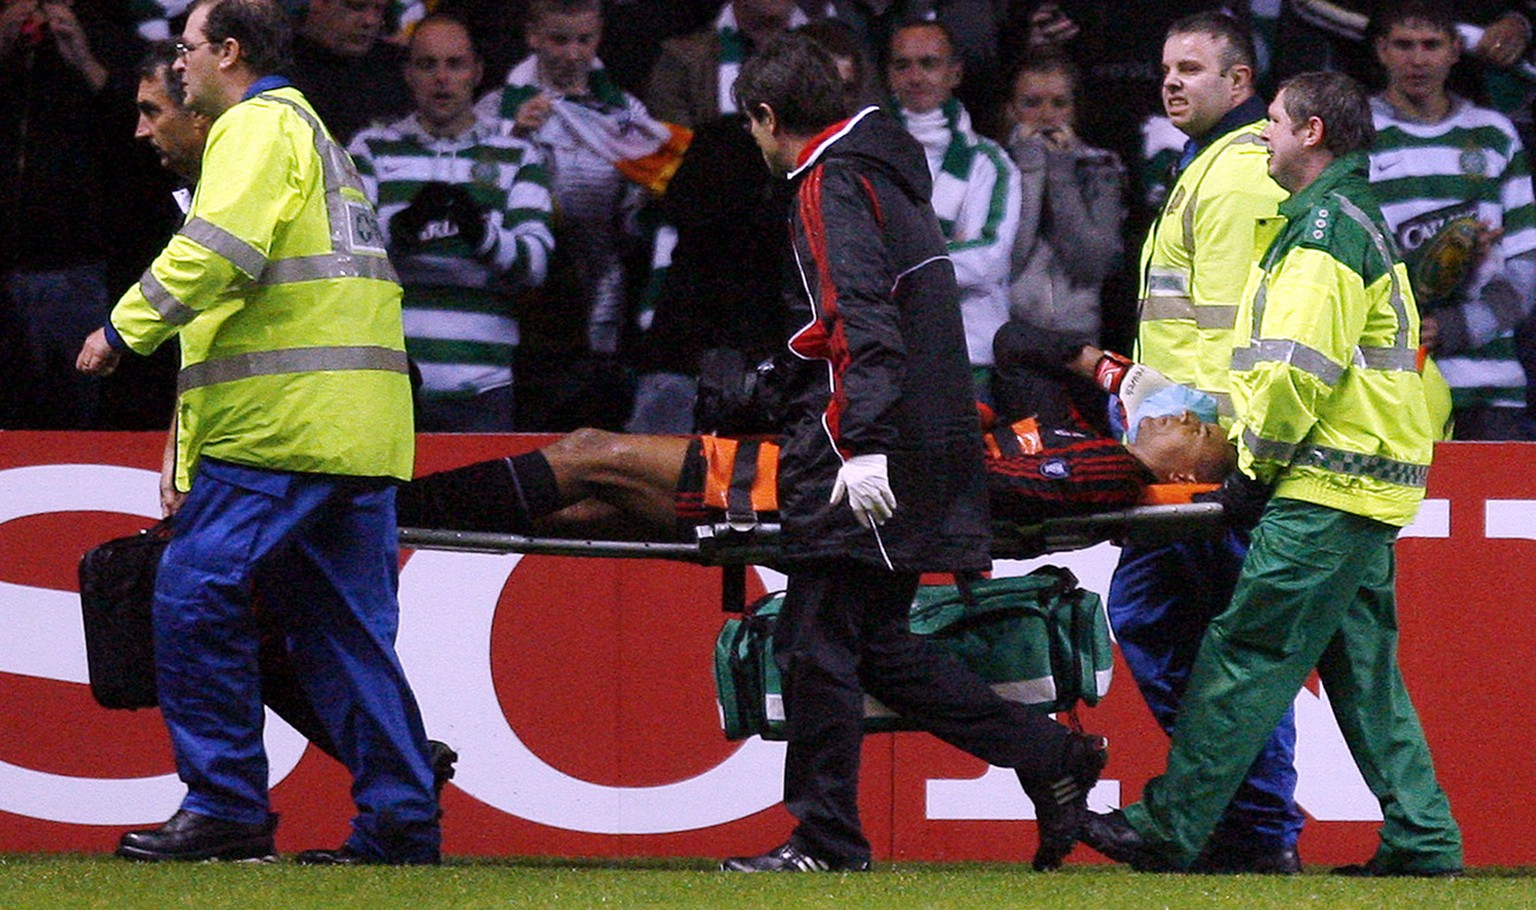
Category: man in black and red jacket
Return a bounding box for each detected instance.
[717,31,1107,874]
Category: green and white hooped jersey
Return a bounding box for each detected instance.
[349,114,554,399]
[1369,94,1536,409]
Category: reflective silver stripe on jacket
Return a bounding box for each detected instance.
[1231,338,1344,385]
[1182,186,1199,252]
[1242,428,1298,464]
[1139,296,1237,329]
[259,253,398,285]
[1233,337,1418,380]
[1194,305,1236,329]
[179,217,268,278]
[1355,346,1418,371]
[178,345,409,393]
[1235,191,1416,383]
[1333,193,1410,354]
[256,93,399,286]
[1146,267,1188,295]
[139,270,197,325]
[1141,295,1195,321]
[1244,429,1429,487]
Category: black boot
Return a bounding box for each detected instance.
[1020,731,1109,871]
[1080,809,1178,871]
[116,809,277,862]
[720,841,871,873]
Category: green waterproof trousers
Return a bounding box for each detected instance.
[1123,498,1463,872]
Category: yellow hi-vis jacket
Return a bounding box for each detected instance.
[110,86,413,490]
[1230,153,1442,527]
[1136,118,1286,422]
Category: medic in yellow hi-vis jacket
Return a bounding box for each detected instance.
[111,85,413,491]
[1108,16,1302,873]
[1137,116,1285,422]
[77,0,437,867]
[1088,73,1462,877]
[1229,157,1437,527]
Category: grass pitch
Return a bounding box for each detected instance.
[3,856,1534,910]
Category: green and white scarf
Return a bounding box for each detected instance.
[894,97,977,233]
[496,55,672,166]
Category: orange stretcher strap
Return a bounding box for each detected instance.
[702,436,781,513]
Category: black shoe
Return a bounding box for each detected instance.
[1190,842,1302,874]
[1080,809,1178,872]
[428,740,458,800]
[1333,858,1461,878]
[116,809,277,863]
[294,845,440,866]
[719,841,871,873]
[1020,731,1109,871]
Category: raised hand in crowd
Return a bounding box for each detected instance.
[1470,11,1530,67]
[1026,2,1079,50]
[512,92,555,138]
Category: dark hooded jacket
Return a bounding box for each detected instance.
[775,107,991,572]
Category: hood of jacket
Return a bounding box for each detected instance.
[788,106,933,210]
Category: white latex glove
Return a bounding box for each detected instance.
[829,453,896,528]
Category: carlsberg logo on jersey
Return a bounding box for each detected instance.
[1395,200,1479,258]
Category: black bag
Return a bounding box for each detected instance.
[77,521,172,709]
[693,347,783,435]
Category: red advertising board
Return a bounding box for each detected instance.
[1,434,1532,866]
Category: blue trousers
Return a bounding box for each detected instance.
[1108,534,1303,852]
[154,458,439,862]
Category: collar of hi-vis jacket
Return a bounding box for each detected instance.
[242,74,292,101]
[1274,150,1371,227]
[1178,93,1267,173]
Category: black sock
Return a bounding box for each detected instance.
[507,451,562,522]
[398,458,528,532]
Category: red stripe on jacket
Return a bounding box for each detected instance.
[788,164,852,447]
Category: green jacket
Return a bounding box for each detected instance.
[1137,118,1287,421]
[1231,152,1443,527]
[111,86,414,489]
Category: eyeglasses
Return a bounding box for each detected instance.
[175,40,207,58]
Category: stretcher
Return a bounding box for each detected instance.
[399,499,1225,609]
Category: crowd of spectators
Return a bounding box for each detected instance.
[6,0,1536,438]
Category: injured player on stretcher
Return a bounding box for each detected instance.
[398,326,1237,539]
